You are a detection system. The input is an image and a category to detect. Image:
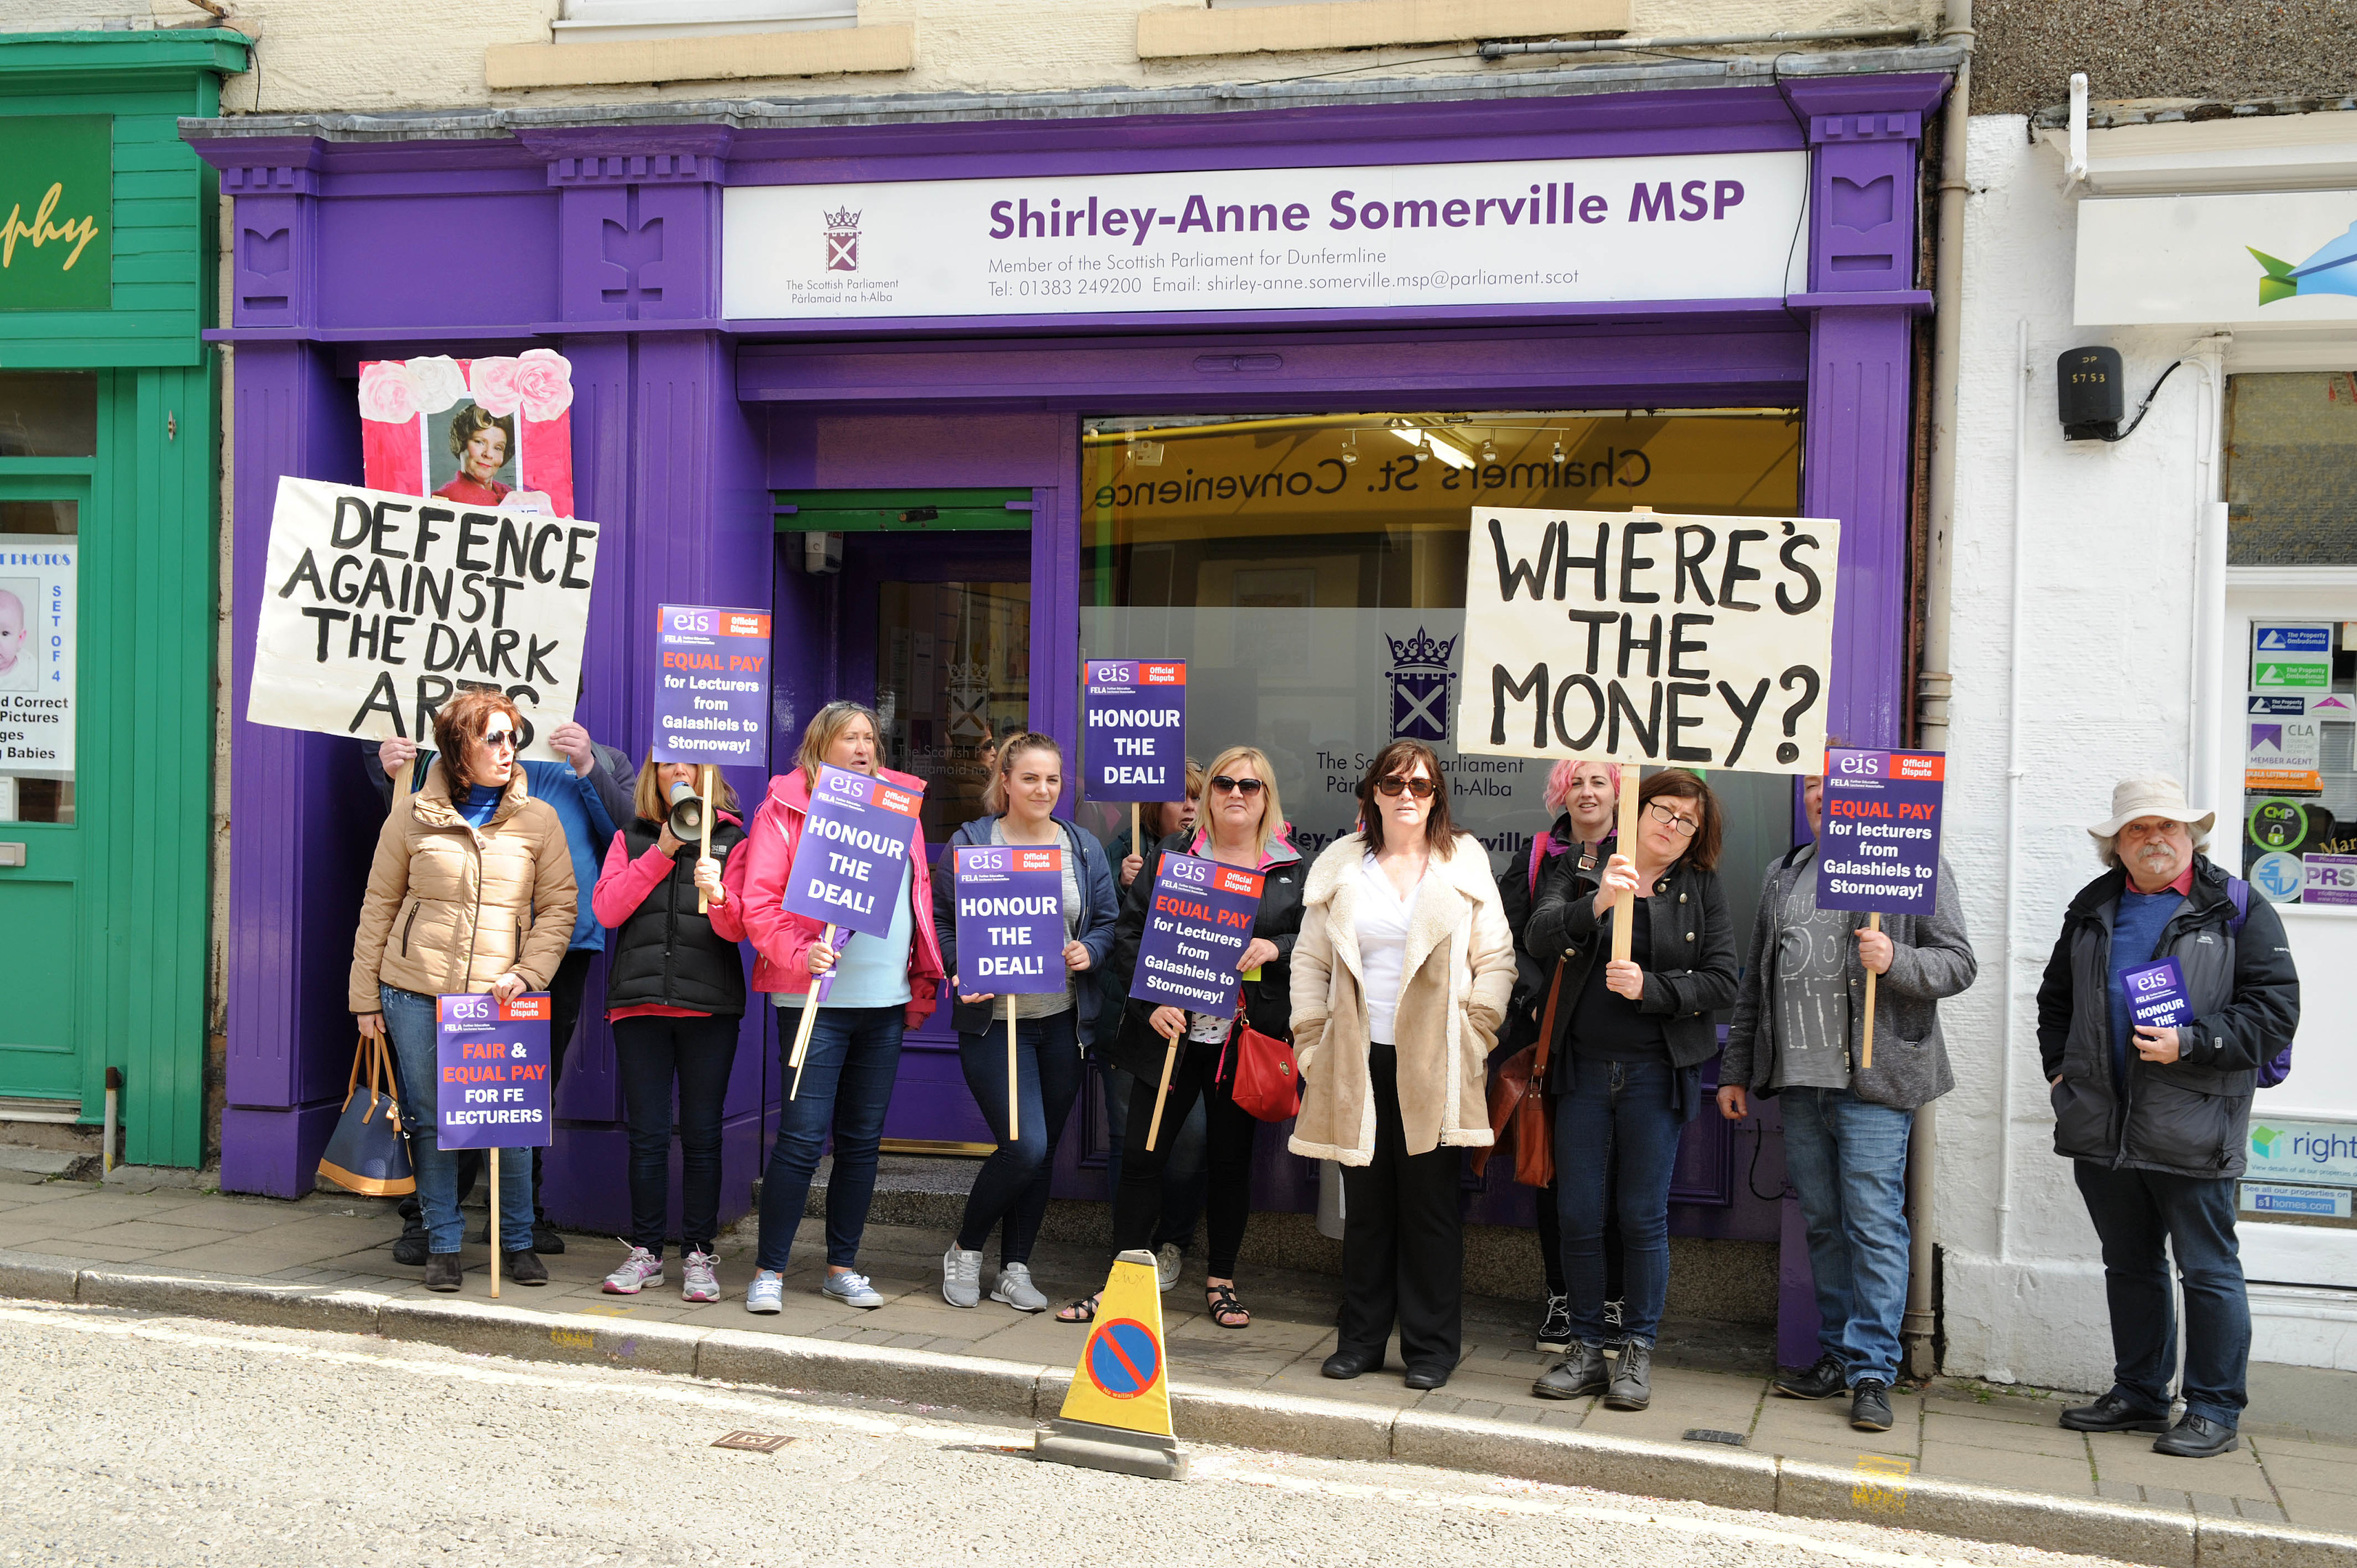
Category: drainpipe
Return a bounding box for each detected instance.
[1902,0,1973,1384]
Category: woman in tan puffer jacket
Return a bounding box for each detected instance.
[349,687,577,1294]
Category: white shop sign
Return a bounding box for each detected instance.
[2076,190,2357,327]
[722,151,1807,323]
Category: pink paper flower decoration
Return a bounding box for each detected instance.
[404,356,469,416]
[467,356,524,418]
[357,361,419,424]
[512,348,575,422]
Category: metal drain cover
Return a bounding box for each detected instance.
[1682,1429,1747,1447]
[712,1431,797,1453]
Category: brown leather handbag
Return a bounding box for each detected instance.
[1475,957,1564,1187]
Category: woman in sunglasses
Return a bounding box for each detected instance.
[349,687,579,1294]
[1290,740,1517,1389]
[1523,768,1738,1414]
[1062,745,1303,1328]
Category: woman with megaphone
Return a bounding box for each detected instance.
[588,760,748,1304]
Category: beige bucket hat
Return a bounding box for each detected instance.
[2088,775,2215,865]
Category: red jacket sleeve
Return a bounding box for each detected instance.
[735,797,824,984]
[590,830,675,929]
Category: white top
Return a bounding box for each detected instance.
[1355,853,1425,1046]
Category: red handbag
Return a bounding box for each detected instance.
[1219,1018,1303,1123]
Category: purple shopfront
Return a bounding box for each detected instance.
[189,72,1941,1353]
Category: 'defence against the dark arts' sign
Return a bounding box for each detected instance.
[1457,507,1839,774]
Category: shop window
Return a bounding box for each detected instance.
[2224,372,2357,565]
[0,372,97,458]
[874,577,1030,850]
[1078,409,1803,950]
[0,499,76,825]
[551,0,854,41]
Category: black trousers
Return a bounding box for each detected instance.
[1110,1040,1258,1278]
[1338,1043,1465,1374]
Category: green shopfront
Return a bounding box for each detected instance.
[0,30,246,1163]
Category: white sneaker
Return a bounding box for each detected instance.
[943,1244,982,1308]
[821,1269,885,1309]
[1156,1243,1183,1292]
[603,1245,664,1295]
[991,1262,1048,1313]
[744,1268,784,1315]
[681,1249,720,1304]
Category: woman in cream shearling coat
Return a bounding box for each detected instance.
[1290,740,1516,1390]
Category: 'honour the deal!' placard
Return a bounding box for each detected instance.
[1083,658,1186,801]
[1129,852,1263,1019]
[953,845,1067,994]
[783,764,925,939]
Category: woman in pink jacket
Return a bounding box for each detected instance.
[723,701,945,1315]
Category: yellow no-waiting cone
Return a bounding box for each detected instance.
[1034,1248,1186,1480]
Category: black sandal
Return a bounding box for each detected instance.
[1205,1283,1250,1330]
[1056,1294,1099,1324]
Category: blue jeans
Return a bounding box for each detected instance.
[954,1011,1082,1267]
[380,986,535,1255]
[754,1004,905,1273]
[2074,1161,2250,1429]
[1102,1061,1208,1252]
[1553,1055,1680,1345]
[1780,1086,1915,1386]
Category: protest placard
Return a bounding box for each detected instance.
[954,844,1067,1140]
[1129,851,1263,1148]
[1815,747,1945,1069]
[781,764,927,1089]
[1083,659,1187,799]
[654,604,771,767]
[1455,507,1839,772]
[2122,958,2192,1029]
[436,991,553,1298]
[248,475,601,763]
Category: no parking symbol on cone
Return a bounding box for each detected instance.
[1035,1249,1187,1480]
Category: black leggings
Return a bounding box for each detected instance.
[1110,1042,1257,1278]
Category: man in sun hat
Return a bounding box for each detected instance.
[2036,776,2299,1459]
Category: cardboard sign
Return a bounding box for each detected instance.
[653,603,771,766]
[434,993,553,1150]
[782,763,924,940]
[2252,622,2332,693]
[953,845,1067,995]
[247,476,601,763]
[2247,693,2323,793]
[1457,507,1841,773]
[2121,957,2192,1029]
[1083,658,1187,801]
[1815,748,1944,916]
[1128,851,1263,1018]
[359,353,577,519]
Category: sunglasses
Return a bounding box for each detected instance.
[479,728,518,751]
[1210,775,1265,796]
[1375,775,1436,799]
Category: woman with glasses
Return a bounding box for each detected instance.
[1062,746,1303,1328]
[1523,768,1739,1413]
[1290,740,1516,1389]
[349,688,578,1294]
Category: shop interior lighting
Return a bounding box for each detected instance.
[1552,438,1566,463]
[1340,430,1358,465]
[1125,439,1165,467]
[1481,438,1497,461]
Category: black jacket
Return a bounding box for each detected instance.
[1497,815,1611,1056]
[603,814,749,1016]
[1524,849,1739,1084]
[1099,830,1306,1083]
[2038,854,2300,1179]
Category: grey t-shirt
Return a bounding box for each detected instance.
[1772,864,1854,1091]
[990,818,1081,1020]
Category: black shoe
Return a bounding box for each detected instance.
[391,1217,429,1267]
[2059,1392,2172,1434]
[1774,1353,1847,1401]
[1850,1379,1894,1432]
[2153,1413,2239,1458]
[532,1220,565,1255]
[1322,1347,1383,1380]
[1404,1366,1450,1392]
[1604,1338,1653,1410]
[503,1249,550,1286]
[424,1252,463,1292]
[1532,1341,1610,1400]
[1534,1291,1574,1354]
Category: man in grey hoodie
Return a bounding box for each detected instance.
[1721,771,1975,1436]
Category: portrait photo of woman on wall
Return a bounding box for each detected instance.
[430,404,520,507]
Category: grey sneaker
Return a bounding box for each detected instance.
[821,1269,884,1309]
[1155,1243,1183,1293]
[744,1268,783,1315]
[602,1245,664,1295]
[680,1249,720,1304]
[992,1261,1049,1312]
[942,1245,982,1308]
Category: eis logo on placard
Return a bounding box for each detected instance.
[825,208,861,272]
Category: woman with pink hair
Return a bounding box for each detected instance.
[1501,758,1626,1355]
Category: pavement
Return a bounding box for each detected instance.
[5,1163,2357,1566]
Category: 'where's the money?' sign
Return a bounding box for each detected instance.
[248,476,600,764]
[1456,507,1840,774]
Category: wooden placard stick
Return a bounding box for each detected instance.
[1006,992,1020,1145]
[1144,1037,1178,1152]
[788,922,836,1100]
[1131,801,1141,863]
[696,764,717,915]
[489,1147,502,1299]
[1860,912,1882,1072]
[1612,764,1641,963]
